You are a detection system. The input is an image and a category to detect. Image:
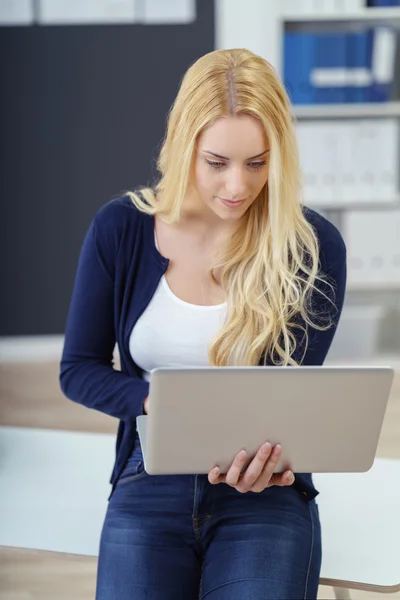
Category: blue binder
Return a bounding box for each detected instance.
[313,32,347,103]
[368,1,400,6]
[283,32,316,105]
[345,29,373,103]
[368,26,399,102]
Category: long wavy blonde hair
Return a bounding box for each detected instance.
[125,48,336,367]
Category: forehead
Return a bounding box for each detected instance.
[197,114,268,154]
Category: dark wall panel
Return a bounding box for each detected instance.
[0,0,215,335]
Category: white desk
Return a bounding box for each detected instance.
[0,426,114,556]
[315,465,400,594]
[0,426,399,595]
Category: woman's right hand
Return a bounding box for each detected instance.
[143,395,149,414]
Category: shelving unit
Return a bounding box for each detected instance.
[347,281,400,292]
[303,199,400,210]
[218,0,400,360]
[283,7,400,23]
[279,3,400,360]
[293,101,400,119]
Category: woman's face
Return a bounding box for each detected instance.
[191,114,270,222]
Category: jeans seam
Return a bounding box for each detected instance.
[115,462,147,486]
[192,475,201,538]
[121,463,141,475]
[196,514,212,530]
[303,500,315,599]
[201,576,292,599]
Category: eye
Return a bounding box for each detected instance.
[205,160,226,170]
[249,161,267,171]
[205,160,267,172]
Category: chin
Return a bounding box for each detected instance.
[219,210,244,220]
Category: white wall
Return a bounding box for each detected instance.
[215,0,283,73]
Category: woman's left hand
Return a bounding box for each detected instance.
[208,442,295,493]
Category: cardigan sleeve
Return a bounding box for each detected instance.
[59,207,149,421]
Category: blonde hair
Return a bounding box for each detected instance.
[125,48,336,366]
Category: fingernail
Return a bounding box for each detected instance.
[262,442,272,453]
[287,472,294,481]
[274,444,282,455]
[238,450,247,458]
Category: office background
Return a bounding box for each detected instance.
[0,0,214,337]
[1,0,399,365]
[0,2,400,598]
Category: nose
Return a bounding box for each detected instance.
[224,166,248,200]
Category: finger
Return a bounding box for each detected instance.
[225,450,249,487]
[261,443,283,484]
[238,442,272,490]
[245,446,285,493]
[208,466,221,485]
[269,470,295,487]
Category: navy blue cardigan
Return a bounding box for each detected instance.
[59,195,347,501]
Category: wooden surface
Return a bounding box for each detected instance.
[0,362,119,435]
[1,361,399,600]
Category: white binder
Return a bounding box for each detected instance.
[344,210,400,288]
[377,119,400,203]
[336,122,356,205]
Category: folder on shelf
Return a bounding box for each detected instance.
[296,121,340,207]
[335,122,357,204]
[351,118,399,204]
[352,120,380,203]
[345,28,373,103]
[284,23,400,105]
[296,118,399,207]
[389,29,400,100]
[283,31,316,104]
[313,121,340,204]
[311,32,348,103]
[344,210,400,287]
[368,1,400,7]
[296,122,319,205]
[369,26,399,102]
[351,121,375,203]
[376,118,400,202]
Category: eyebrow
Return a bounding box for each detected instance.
[203,149,270,161]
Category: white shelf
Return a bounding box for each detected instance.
[326,354,400,369]
[305,199,400,211]
[0,335,64,363]
[346,282,400,292]
[293,102,400,119]
[284,7,400,23]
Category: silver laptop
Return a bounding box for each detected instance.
[136,366,394,475]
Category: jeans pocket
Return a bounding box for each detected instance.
[116,445,147,485]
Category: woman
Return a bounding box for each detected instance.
[60,48,346,599]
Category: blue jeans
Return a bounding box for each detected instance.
[96,433,322,600]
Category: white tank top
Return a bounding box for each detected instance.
[129,229,228,382]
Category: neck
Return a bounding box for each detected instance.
[180,197,240,241]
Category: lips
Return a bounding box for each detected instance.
[219,198,246,202]
[218,197,247,209]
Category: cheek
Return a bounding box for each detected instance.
[256,168,269,190]
[196,164,216,192]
